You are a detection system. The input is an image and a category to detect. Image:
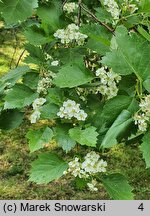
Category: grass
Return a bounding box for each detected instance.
[0,23,150,200]
[0,23,26,76]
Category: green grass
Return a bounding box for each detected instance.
[0,23,150,200]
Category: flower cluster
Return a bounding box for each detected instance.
[57,99,87,121]
[95,66,121,99]
[63,2,78,13]
[103,0,120,22]
[51,60,59,66]
[87,179,98,192]
[82,151,107,174]
[121,0,139,14]
[37,71,56,95]
[134,95,150,132]
[63,151,107,192]
[54,24,88,45]
[30,98,46,124]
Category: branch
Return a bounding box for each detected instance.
[77,0,82,26]
[9,29,18,69]
[80,3,114,34]
[16,49,26,68]
[62,0,68,9]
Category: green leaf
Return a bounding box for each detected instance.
[37,3,62,30]
[24,25,52,45]
[140,129,150,168]
[24,44,45,65]
[102,173,134,200]
[101,110,133,148]
[55,47,85,65]
[0,109,24,130]
[140,0,150,13]
[69,126,98,147]
[138,26,150,42]
[118,75,136,96]
[4,84,38,109]
[46,88,64,105]
[101,95,133,126]
[53,64,94,88]
[95,7,112,23]
[29,152,68,184]
[81,23,111,55]
[143,78,150,92]
[102,26,150,81]
[54,125,76,153]
[1,66,29,86]
[23,72,39,90]
[40,103,59,120]
[0,0,38,25]
[26,127,54,153]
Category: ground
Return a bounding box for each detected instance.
[0,24,150,200]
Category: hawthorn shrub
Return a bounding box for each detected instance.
[0,0,150,199]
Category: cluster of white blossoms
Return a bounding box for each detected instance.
[87,179,98,192]
[103,0,120,22]
[63,2,78,13]
[45,53,59,66]
[122,0,139,14]
[30,98,46,123]
[95,66,121,99]
[63,151,107,192]
[37,71,56,95]
[57,99,87,121]
[54,24,88,45]
[51,60,59,66]
[134,95,150,132]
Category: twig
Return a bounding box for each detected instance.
[9,29,18,69]
[77,0,82,26]
[80,3,114,34]
[16,49,26,67]
[62,0,68,9]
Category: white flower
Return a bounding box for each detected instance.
[65,152,107,180]
[30,98,46,124]
[133,112,149,132]
[63,2,78,13]
[96,159,107,172]
[54,24,88,45]
[139,95,150,117]
[57,99,87,121]
[57,107,66,118]
[37,70,55,94]
[81,151,107,174]
[46,54,53,60]
[76,110,87,121]
[87,179,98,192]
[95,66,121,99]
[103,0,120,21]
[51,60,59,66]
[32,98,46,110]
[30,110,41,124]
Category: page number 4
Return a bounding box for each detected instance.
[138,203,144,211]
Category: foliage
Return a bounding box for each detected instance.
[0,0,150,200]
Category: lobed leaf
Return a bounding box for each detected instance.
[4,84,38,109]
[140,129,150,168]
[102,173,134,200]
[69,126,98,147]
[29,152,68,184]
[26,127,54,153]
[0,0,38,24]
